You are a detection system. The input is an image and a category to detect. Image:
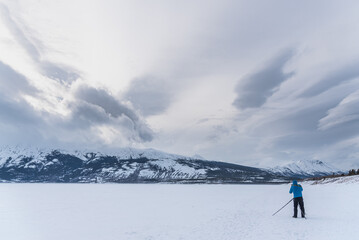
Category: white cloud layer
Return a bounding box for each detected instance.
[319,89,359,130]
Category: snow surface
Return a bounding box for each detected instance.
[0,182,358,240]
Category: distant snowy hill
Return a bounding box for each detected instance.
[306,175,359,184]
[0,146,288,183]
[269,160,342,178]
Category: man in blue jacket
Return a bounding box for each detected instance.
[289,180,305,218]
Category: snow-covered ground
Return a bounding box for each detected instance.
[308,175,359,184]
[0,182,358,240]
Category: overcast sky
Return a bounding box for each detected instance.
[1,0,359,169]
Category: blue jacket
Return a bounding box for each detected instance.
[289,180,303,198]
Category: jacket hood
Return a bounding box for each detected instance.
[292,180,298,185]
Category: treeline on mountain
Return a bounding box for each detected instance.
[348,169,359,176]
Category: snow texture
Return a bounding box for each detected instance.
[0,180,358,240]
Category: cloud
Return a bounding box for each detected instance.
[245,78,359,145]
[40,61,80,85]
[0,61,51,146]
[0,3,79,84]
[233,49,295,110]
[0,81,155,147]
[2,1,359,169]
[68,101,110,127]
[227,78,359,168]
[319,89,359,130]
[76,85,138,121]
[0,59,49,145]
[0,3,154,147]
[124,76,173,116]
[0,3,41,60]
[0,95,41,127]
[300,61,359,97]
[74,84,153,142]
[0,61,38,96]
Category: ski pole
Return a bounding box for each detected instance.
[272,198,293,216]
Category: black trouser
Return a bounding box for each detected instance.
[293,197,305,217]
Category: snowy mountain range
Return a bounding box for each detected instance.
[0,146,340,183]
[269,160,342,178]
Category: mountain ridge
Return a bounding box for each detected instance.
[0,146,339,183]
[269,159,342,178]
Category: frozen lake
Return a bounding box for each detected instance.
[0,183,357,240]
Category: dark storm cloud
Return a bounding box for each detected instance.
[0,61,38,96]
[0,3,79,84]
[75,84,153,141]
[0,91,47,146]
[76,85,139,121]
[233,49,295,110]
[69,102,110,127]
[0,95,41,126]
[124,76,173,116]
[0,60,46,145]
[300,61,359,98]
